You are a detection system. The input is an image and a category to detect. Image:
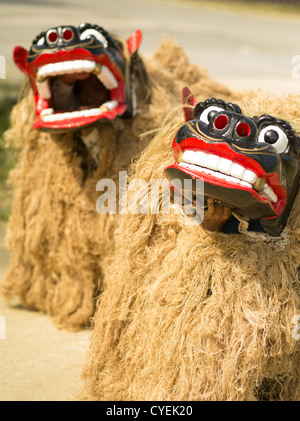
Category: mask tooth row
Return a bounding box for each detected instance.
[36,60,118,99]
[179,150,278,203]
[40,100,118,121]
[37,59,96,79]
[181,150,258,184]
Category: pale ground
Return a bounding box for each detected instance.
[0,221,90,401]
[0,0,300,402]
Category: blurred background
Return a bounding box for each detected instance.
[0,0,300,400]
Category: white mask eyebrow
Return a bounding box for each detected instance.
[36,36,45,46]
[80,29,108,48]
[199,105,225,125]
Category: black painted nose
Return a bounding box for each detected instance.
[208,111,258,143]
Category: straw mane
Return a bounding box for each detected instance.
[81,90,300,400]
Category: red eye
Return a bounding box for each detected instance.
[236,122,251,137]
[63,28,74,41]
[47,30,58,44]
[214,114,228,130]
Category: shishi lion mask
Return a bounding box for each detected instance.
[165,88,300,236]
[13,23,143,132]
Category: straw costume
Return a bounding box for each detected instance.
[82,88,300,400]
[1,25,234,330]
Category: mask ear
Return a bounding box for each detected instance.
[126,30,142,56]
[13,46,28,74]
[181,87,197,122]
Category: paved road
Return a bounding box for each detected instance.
[0,0,300,93]
[0,293,89,401]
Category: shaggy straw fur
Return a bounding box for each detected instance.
[0,38,236,330]
[81,91,300,400]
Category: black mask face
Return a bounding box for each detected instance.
[13,23,144,132]
[164,93,300,236]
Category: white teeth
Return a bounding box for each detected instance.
[180,149,278,203]
[243,169,257,184]
[39,63,53,78]
[182,150,257,186]
[37,60,96,80]
[40,108,54,116]
[182,150,206,166]
[179,163,252,189]
[73,60,84,71]
[100,100,118,111]
[231,163,245,180]
[96,66,118,90]
[218,157,232,175]
[36,80,51,100]
[55,62,65,75]
[206,154,220,171]
[41,109,101,122]
[262,185,278,203]
[40,101,118,122]
[36,60,118,91]
[64,61,74,74]
[83,61,95,72]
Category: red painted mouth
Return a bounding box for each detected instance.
[165,137,286,218]
[25,48,127,131]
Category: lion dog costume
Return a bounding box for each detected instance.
[81,88,300,400]
[0,25,235,330]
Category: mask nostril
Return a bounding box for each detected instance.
[214,114,228,130]
[236,122,251,137]
[63,28,74,41]
[47,30,59,44]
